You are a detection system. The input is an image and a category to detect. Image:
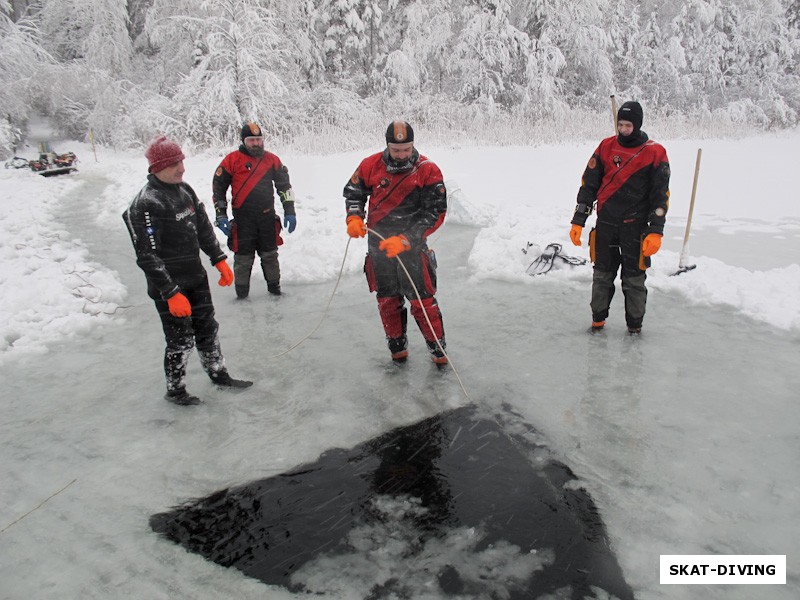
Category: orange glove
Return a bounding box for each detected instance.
[569,224,583,246]
[379,234,411,258]
[167,292,192,317]
[642,233,662,257]
[215,259,233,286]
[346,215,366,238]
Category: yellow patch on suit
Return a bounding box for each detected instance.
[638,235,651,270]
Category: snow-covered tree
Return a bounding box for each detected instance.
[604,0,638,94]
[315,0,367,86]
[548,0,613,109]
[447,0,529,108]
[396,0,452,96]
[4,0,800,149]
[679,0,730,107]
[143,0,210,93]
[789,0,800,32]
[512,0,614,112]
[5,0,37,21]
[39,0,132,77]
[0,12,53,154]
[731,0,798,124]
[631,10,681,109]
[280,0,326,89]
[168,0,288,146]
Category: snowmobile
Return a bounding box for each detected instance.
[3,156,30,169]
[27,142,78,176]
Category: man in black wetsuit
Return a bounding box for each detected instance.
[123,136,252,405]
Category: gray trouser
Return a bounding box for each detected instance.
[590,270,647,327]
[590,219,648,328]
[233,250,280,288]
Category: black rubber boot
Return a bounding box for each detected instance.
[259,250,280,293]
[210,371,253,389]
[165,389,202,406]
[234,254,255,297]
[426,338,448,366]
[164,347,191,398]
[388,336,408,363]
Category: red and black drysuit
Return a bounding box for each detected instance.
[123,176,231,395]
[571,130,670,328]
[212,145,294,295]
[344,148,447,356]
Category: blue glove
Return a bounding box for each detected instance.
[215,216,231,236]
[284,214,296,233]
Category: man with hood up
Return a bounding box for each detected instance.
[569,101,671,334]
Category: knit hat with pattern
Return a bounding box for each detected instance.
[145,136,185,173]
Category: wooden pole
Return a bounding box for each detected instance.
[610,95,618,134]
[674,148,702,274]
[89,129,98,162]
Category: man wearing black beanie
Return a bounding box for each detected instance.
[212,122,298,298]
[568,101,671,334]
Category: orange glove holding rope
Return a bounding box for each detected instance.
[346,215,366,238]
[379,235,411,258]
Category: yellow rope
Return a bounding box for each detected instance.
[366,228,472,402]
[268,237,352,359]
[268,228,472,401]
[0,478,78,535]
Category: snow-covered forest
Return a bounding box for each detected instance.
[1,0,799,153]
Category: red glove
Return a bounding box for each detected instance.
[215,259,233,286]
[569,224,583,247]
[346,215,366,238]
[379,235,411,258]
[642,233,662,257]
[167,293,192,317]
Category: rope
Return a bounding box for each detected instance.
[366,228,472,402]
[0,478,77,536]
[267,228,472,402]
[267,237,353,359]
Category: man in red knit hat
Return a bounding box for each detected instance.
[123,135,252,405]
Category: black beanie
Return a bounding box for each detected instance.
[241,122,263,141]
[386,121,414,144]
[617,101,643,131]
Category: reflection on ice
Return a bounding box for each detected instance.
[151,405,634,599]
